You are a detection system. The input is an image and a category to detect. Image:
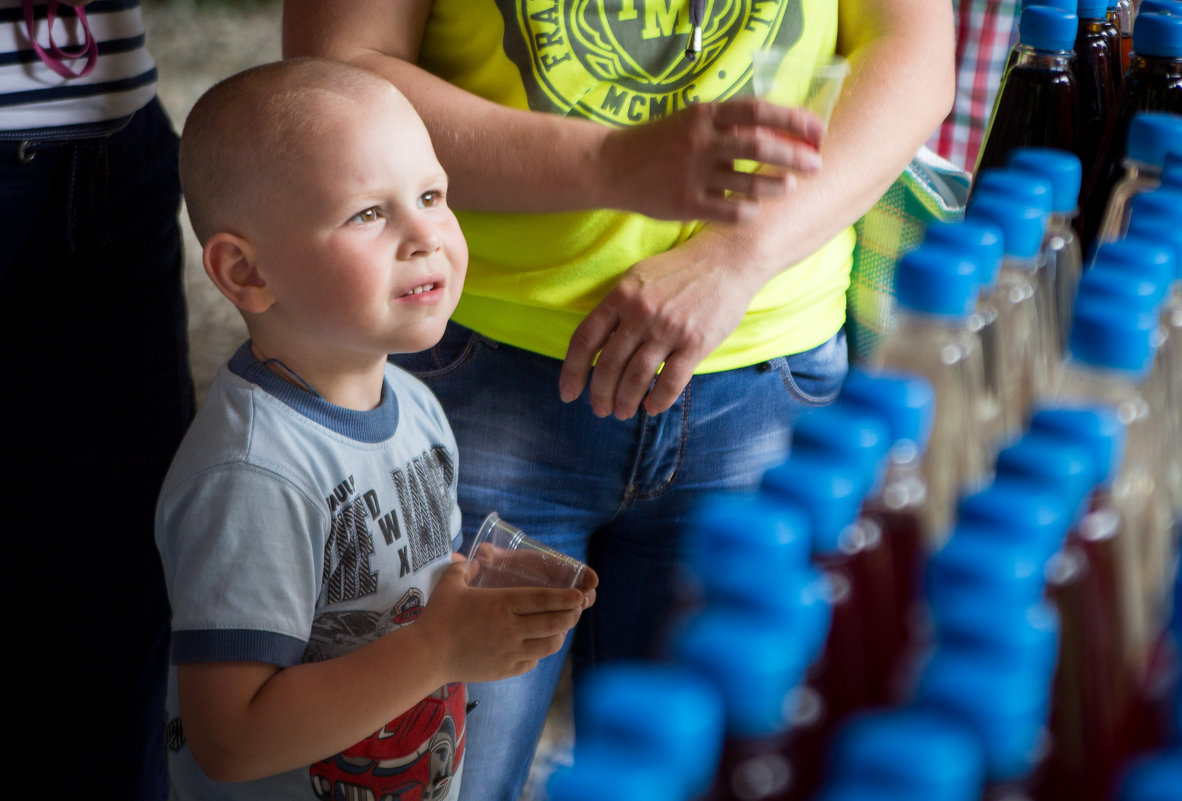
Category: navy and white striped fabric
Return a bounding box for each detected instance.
[1,0,156,131]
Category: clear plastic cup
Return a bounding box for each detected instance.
[465,512,588,590]
[751,50,850,125]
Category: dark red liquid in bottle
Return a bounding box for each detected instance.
[1075,18,1121,235]
[1080,48,1182,250]
[861,502,926,700]
[976,49,1080,175]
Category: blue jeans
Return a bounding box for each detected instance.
[393,322,847,801]
[0,99,193,800]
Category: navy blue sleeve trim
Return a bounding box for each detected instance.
[172,629,308,669]
[0,67,155,107]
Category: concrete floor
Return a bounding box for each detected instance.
[144,4,572,798]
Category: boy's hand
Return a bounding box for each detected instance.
[419,561,594,683]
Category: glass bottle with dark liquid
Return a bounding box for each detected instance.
[976,6,1080,175]
[1081,11,1182,251]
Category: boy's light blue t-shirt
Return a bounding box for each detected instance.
[155,343,465,801]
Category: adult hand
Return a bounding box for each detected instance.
[558,231,767,419]
[599,97,825,223]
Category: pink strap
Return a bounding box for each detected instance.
[22,0,98,80]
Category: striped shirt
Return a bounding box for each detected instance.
[927,0,1021,173]
[1,0,155,131]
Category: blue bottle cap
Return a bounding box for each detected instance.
[1019,6,1079,51]
[1075,264,1167,312]
[957,477,1074,559]
[791,402,892,495]
[932,595,1061,683]
[761,451,866,554]
[1139,0,1182,15]
[1126,217,1182,282]
[1007,147,1083,214]
[923,218,1005,289]
[574,661,724,797]
[1127,188,1182,223]
[1116,750,1182,801]
[892,244,979,317]
[1021,0,1077,11]
[839,367,937,453]
[1132,11,1182,57]
[672,608,808,738]
[828,705,985,801]
[1068,293,1157,375]
[995,431,1098,518]
[1094,236,1175,294]
[1029,404,1126,488]
[1077,0,1110,17]
[1125,111,1182,167]
[547,742,683,801]
[926,522,1051,609]
[811,785,913,801]
[915,652,1051,782]
[973,168,1055,216]
[685,495,812,596]
[967,193,1046,261]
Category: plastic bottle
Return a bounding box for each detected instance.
[1054,293,1168,691]
[1083,12,1182,247]
[976,7,1081,175]
[1116,0,1135,69]
[1114,749,1182,801]
[869,245,987,538]
[573,661,724,801]
[1009,148,1086,356]
[672,608,812,801]
[921,219,1006,451]
[1078,0,1124,185]
[1093,111,1182,243]
[837,368,937,680]
[965,186,1054,442]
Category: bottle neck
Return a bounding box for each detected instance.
[1015,46,1075,71]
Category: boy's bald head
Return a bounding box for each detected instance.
[179,58,406,244]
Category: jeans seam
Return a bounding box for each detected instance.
[777,354,841,407]
[633,377,691,502]
[414,329,485,379]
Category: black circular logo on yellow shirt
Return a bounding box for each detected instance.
[499,0,804,126]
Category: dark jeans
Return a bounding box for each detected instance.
[0,99,194,799]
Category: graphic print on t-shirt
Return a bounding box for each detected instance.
[496,0,804,124]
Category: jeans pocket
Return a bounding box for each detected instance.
[390,321,484,379]
[775,328,849,406]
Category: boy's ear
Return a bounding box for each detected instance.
[203,233,275,315]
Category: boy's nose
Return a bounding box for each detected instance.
[398,217,442,260]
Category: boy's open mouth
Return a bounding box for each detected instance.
[400,283,436,297]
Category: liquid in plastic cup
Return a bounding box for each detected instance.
[751,49,850,125]
[465,512,588,590]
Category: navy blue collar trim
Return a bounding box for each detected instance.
[228,341,398,444]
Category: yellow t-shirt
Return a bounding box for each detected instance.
[420,0,853,372]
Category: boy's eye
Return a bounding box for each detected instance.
[419,191,443,208]
[350,207,381,224]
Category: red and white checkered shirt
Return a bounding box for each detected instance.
[927,0,1021,173]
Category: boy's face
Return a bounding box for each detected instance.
[250,86,467,359]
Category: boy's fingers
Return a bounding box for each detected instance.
[506,587,586,614]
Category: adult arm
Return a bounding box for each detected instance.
[282,0,824,224]
[178,561,588,782]
[560,0,957,417]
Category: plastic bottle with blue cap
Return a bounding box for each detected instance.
[1008,147,1086,355]
[1094,111,1182,243]
[976,6,1081,175]
[1083,10,1182,247]
[1114,748,1182,801]
[838,368,937,672]
[921,219,1007,449]
[791,401,915,707]
[546,739,685,801]
[966,185,1054,443]
[671,607,814,801]
[1056,292,1172,686]
[869,244,988,538]
[1076,0,1123,179]
[572,661,724,801]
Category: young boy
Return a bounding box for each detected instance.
[156,58,595,800]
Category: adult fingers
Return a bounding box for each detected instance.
[643,352,698,416]
[712,99,826,144]
[559,307,618,403]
